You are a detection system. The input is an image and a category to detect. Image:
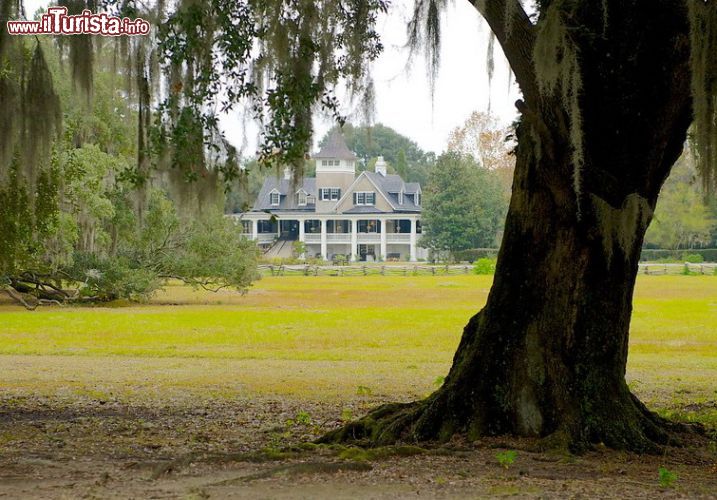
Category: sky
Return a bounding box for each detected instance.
[22,0,521,156]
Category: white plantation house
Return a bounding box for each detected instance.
[232,130,427,262]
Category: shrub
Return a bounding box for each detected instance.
[682,253,704,263]
[452,248,499,263]
[473,257,497,275]
[640,248,717,262]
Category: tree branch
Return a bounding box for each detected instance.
[3,287,39,310]
[468,0,538,104]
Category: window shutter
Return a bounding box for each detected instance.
[353,193,357,204]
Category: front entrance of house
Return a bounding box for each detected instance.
[358,244,377,262]
[280,220,299,239]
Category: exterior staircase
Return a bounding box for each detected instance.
[263,236,295,259]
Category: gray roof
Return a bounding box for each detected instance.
[247,169,421,214]
[344,206,387,214]
[252,177,317,211]
[314,129,357,160]
[364,172,421,212]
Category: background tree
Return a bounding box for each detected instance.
[0,19,259,307]
[421,153,506,257]
[447,110,515,207]
[645,150,717,250]
[319,123,436,184]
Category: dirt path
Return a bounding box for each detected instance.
[1,394,715,499]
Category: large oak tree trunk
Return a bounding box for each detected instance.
[322,2,701,452]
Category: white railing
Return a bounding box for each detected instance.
[387,233,411,244]
[302,232,413,244]
[357,233,380,243]
[256,234,276,244]
[327,234,351,243]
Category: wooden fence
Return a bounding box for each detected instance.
[258,264,473,277]
[257,262,717,277]
[639,262,717,275]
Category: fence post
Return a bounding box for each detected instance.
[381,265,385,276]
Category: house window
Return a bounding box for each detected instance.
[321,159,340,167]
[319,188,340,201]
[304,220,321,233]
[297,191,307,206]
[354,191,375,206]
[270,192,280,206]
[358,220,379,233]
[416,193,421,206]
[398,191,404,205]
[258,220,277,233]
[328,220,350,233]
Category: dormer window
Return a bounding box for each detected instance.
[269,190,280,206]
[321,159,340,167]
[296,190,307,206]
[354,191,376,206]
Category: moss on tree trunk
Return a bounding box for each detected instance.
[321,3,708,452]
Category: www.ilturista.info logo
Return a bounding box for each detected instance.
[6,6,150,36]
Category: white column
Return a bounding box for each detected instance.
[409,218,417,262]
[298,219,306,259]
[350,219,358,262]
[380,218,387,261]
[320,219,328,261]
[251,219,258,241]
[277,218,282,238]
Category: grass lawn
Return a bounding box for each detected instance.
[1,275,716,406]
[0,275,716,498]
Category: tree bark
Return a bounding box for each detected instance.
[321,1,702,452]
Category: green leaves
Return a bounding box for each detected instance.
[421,153,507,256]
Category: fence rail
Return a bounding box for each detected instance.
[257,262,717,277]
[258,264,473,277]
[639,262,717,275]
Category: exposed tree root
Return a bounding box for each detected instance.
[318,386,706,455]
